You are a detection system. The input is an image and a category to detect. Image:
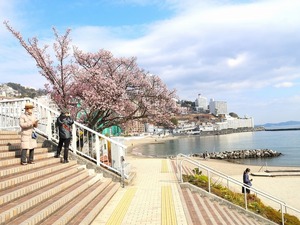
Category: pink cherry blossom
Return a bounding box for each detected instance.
[4,21,179,132]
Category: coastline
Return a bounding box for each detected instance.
[124,135,300,217]
[124,135,181,155]
[123,134,300,172]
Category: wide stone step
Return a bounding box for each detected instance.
[5,174,102,225]
[0,163,82,206]
[0,134,21,140]
[0,158,60,179]
[170,159,194,176]
[181,187,262,225]
[0,161,77,191]
[68,182,120,225]
[0,130,19,135]
[41,178,116,225]
[0,147,52,159]
[0,142,43,151]
[0,143,20,151]
[0,151,55,166]
[0,169,90,224]
[0,157,60,177]
[0,129,119,225]
[0,139,21,146]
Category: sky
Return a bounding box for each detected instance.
[1,0,300,125]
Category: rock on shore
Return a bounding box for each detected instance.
[192,149,282,160]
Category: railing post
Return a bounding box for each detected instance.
[175,155,180,180]
[208,170,211,193]
[281,204,284,225]
[71,124,77,155]
[179,160,183,183]
[176,155,178,175]
[244,191,248,210]
[46,111,52,139]
[121,156,125,188]
[95,135,100,166]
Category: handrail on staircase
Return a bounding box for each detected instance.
[176,153,300,225]
[0,97,130,179]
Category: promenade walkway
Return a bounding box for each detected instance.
[91,156,269,225]
[92,156,189,225]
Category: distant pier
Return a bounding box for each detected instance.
[265,128,300,131]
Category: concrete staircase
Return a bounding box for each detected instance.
[171,160,276,225]
[0,130,120,225]
[181,187,264,225]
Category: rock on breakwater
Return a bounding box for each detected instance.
[192,149,282,160]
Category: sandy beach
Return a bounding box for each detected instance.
[124,135,300,219]
[124,135,179,149]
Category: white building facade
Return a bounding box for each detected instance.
[195,94,208,112]
[209,99,227,115]
[215,116,254,130]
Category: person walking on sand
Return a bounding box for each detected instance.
[55,109,74,163]
[203,151,208,160]
[19,102,38,165]
[242,168,253,194]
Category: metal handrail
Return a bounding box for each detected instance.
[0,97,126,148]
[0,97,129,179]
[176,154,300,225]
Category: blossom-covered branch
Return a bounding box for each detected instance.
[4,21,178,132]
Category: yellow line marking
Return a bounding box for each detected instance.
[161,186,177,225]
[161,159,169,173]
[106,188,137,225]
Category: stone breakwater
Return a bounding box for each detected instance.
[192,149,282,160]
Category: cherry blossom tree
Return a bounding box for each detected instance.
[72,48,178,130]
[4,21,178,132]
[4,21,75,112]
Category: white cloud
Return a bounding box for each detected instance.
[226,53,248,68]
[274,82,294,88]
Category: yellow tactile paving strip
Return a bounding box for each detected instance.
[161,186,177,225]
[106,188,137,225]
[91,157,188,225]
[161,159,169,173]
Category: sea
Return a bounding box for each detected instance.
[137,130,300,167]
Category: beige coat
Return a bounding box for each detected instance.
[19,113,37,149]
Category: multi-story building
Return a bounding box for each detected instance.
[123,120,145,135]
[195,94,208,112]
[215,115,254,130]
[209,98,227,115]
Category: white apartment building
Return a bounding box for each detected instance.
[209,99,227,115]
[195,94,208,112]
[215,116,254,130]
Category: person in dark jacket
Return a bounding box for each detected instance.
[242,168,253,194]
[55,109,74,163]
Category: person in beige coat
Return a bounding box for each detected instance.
[19,102,38,165]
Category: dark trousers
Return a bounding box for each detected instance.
[57,138,71,160]
[242,185,250,194]
[21,149,34,163]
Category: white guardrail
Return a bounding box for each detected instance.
[0,97,130,180]
[176,153,300,225]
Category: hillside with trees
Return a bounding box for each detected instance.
[7,83,47,98]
